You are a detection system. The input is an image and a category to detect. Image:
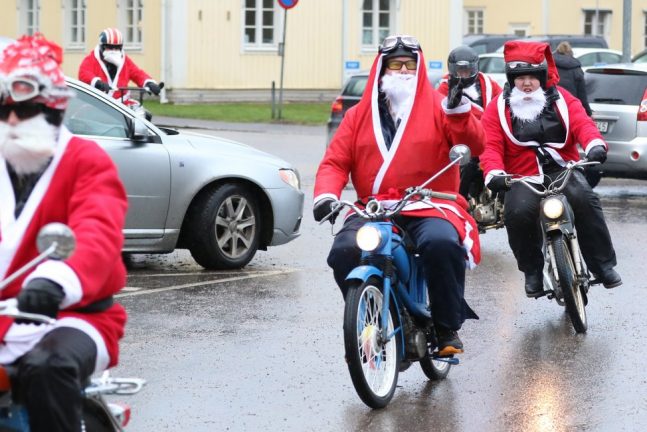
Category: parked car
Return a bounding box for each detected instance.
[479,48,622,87]
[463,34,518,54]
[632,48,647,64]
[62,77,304,269]
[524,34,609,50]
[326,69,443,145]
[585,64,647,180]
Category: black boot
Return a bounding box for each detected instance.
[596,268,622,288]
[524,271,545,298]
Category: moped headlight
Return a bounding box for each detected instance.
[356,225,382,252]
[542,198,564,219]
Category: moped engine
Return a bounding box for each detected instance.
[473,203,497,225]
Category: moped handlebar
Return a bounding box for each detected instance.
[498,159,599,197]
[117,82,165,104]
[0,299,56,325]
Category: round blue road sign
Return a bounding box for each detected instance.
[277,0,298,9]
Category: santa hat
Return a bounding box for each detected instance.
[503,40,559,88]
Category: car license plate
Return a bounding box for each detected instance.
[596,121,608,133]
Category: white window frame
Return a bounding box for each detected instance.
[508,23,530,37]
[583,9,612,41]
[360,0,394,53]
[644,11,647,49]
[19,0,40,36]
[464,8,484,35]
[242,0,281,52]
[119,0,144,50]
[64,0,86,50]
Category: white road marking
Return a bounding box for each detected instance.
[116,269,295,298]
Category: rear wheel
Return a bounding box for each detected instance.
[82,397,118,431]
[419,354,451,380]
[552,236,588,333]
[343,278,400,409]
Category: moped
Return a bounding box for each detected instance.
[118,82,165,121]
[505,159,602,333]
[0,223,144,431]
[320,145,471,408]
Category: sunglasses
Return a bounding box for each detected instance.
[0,103,43,121]
[385,60,418,71]
[379,35,420,53]
[0,77,42,104]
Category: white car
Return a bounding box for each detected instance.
[479,48,623,87]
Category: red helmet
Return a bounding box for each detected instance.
[99,28,124,48]
[0,33,72,110]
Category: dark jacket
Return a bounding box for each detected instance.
[554,53,592,116]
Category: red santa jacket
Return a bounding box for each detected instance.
[78,46,153,105]
[480,87,606,183]
[315,49,485,267]
[436,72,502,119]
[0,128,128,370]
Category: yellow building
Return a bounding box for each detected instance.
[0,0,645,102]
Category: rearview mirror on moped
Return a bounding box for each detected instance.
[449,144,471,166]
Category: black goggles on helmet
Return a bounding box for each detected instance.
[379,35,421,53]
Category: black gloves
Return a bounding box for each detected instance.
[587,146,607,164]
[94,80,111,93]
[313,198,337,224]
[446,75,465,110]
[17,278,65,320]
[145,82,161,96]
[487,175,511,193]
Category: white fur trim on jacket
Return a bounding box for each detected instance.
[313,193,339,205]
[57,317,110,373]
[585,138,607,153]
[442,96,472,114]
[24,260,82,309]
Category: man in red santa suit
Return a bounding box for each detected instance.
[480,40,621,298]
[78,27,161,106]
[437,45,502,201]
[0,34,128,431]
[313,35,485,356]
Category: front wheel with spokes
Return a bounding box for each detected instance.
[343,278,400,409]
[552,235,588,333]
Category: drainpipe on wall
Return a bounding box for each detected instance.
[160,0,168,104]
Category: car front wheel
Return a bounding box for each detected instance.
[187,183,260,269]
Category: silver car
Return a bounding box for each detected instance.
[63,77,304,269]
[586,64,647,180]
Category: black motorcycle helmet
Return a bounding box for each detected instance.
[505,60,548,88]
[447,45,479,87]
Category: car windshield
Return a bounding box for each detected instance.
[480,56,505,74]
[343,76,368,97]
[586,69,647,105]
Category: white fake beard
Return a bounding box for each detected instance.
[462,83,480,102]
[0,114,58,175]
[103,49,124,67]
[508,87,547,122]
[381,73,417,123]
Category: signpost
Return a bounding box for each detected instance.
[277,0,298,119]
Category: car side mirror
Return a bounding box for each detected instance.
[129,117,153,142]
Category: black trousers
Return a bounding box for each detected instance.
[327,216,477,330]
[11,327,97,432]
[459,157,484,200]
[503,169,617,275]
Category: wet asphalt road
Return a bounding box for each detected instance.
[111,124,647,431]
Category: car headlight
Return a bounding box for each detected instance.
[542,198,564,219]
[279,169,300,190]
[356,225,383,252]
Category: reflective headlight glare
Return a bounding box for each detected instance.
[279,169,300,190]
[542,198,564,219]
[356,225,382,252]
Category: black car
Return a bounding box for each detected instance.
[463,34,518,54]
[524,34,608,50]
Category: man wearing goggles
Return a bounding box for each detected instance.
[437,46,502,201]
[78,27,161,105]
[0,34,128,432]
[480,40,621,297]
[314,34,486,356]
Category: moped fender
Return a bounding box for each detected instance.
[345,265,383,283]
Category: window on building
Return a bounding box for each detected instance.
[465,9,484,35]
[120,0,144,48]
[583,9,611,39]
[361,0,393,50]
[65,0,86,49]
[644,12,647,49]
[20,0,40,35]
[243,0,279,50]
